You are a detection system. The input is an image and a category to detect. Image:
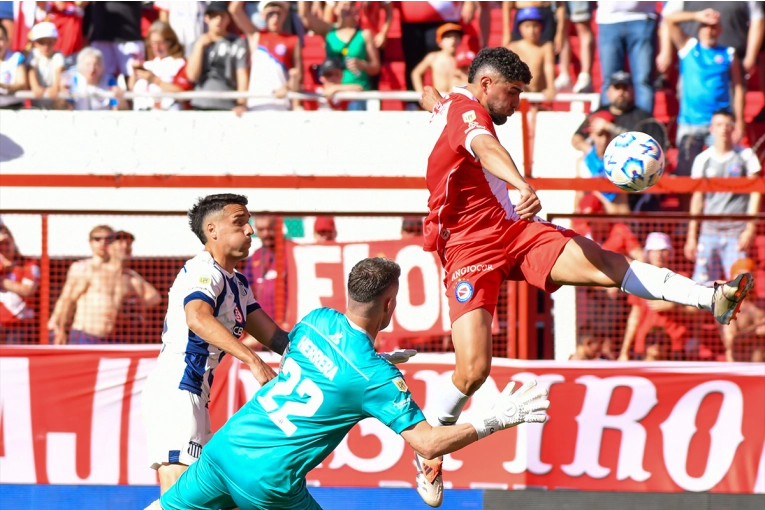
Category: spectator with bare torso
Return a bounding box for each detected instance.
[411,22,463,94]
[243,216,279,320]
[0,221,40,343]
[568,323,605,360]
[49,225,160,344]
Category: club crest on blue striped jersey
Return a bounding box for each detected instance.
[603,131,665,193]
[455,281,474,303]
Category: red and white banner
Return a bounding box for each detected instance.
[287,239,453,337]
[1,346,764,493]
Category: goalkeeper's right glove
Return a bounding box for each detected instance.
[468,379,550,440]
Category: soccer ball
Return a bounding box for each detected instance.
[603,131,665,192]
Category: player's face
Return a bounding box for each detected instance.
[205,12,230,35]
[698,23,720,45]
[582,336,602,359]
[483,78,524,125]
[518,20,542,43]
[439,32,462,52]
[263,5,286,31]
[215,205,254,259]
[149,32,169,59]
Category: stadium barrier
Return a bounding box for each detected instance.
[1,347,762,495]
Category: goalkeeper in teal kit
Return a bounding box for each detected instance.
[155,258,551,510]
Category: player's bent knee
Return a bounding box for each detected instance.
[453,362,491,395]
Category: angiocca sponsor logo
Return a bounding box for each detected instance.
[452,263,493,281]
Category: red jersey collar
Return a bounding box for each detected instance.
[451,86,479,102]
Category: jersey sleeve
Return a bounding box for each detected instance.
[234,38,249,70]
[690,151,708,178]
[446,100,495,158]
[173,62,194,90]
[742,148,762,177]
[362,364,425,434]
[182,266,225,311]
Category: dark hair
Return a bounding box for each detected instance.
[0,24,7,40]
[468,47,532,85]
[348,258,401,303]
[711,108,734,120]
[188,194,248,244]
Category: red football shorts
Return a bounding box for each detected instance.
[440,218,578,324]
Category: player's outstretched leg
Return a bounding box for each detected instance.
[415,307,495,507]
[549,235,754,325]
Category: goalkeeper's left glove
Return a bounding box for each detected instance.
[380,349,417,365]
[468,379,550,439]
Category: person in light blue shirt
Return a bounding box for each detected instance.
[149,257,551,510]
[662,7,745,145]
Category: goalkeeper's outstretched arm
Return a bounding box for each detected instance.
[400,380,550,460]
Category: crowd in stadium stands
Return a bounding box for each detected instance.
[1,2,764,360]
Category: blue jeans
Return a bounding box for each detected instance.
[692,232,745,285]
[598,19,656,113]
[346,100,367,111]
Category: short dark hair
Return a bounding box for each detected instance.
[188,194,248,244]
[577,322,596,345]
[711,108,734,120]
[468,47,532,85]
[348,258,401,303]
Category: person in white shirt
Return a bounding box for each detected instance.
[66,46,127,110]
[129,21,192,111]
[142,193,290,495]
[0,23,28,108]
[27,21,65,108]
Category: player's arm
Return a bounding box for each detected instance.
[244,308,289,355]
[543,42,555,100]
[663,8,719,50]
[684,191,704,261]
[185,300,276,384]
[741,163,762,252]
[619,304,641,361]
[471,134,541,219]
[410,52,435,92]
[401,380,550,459]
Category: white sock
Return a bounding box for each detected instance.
[435,380,470,426]
[621,261,714,311]
[144,500,162,510]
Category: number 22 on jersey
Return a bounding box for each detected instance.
[257,357,325,437]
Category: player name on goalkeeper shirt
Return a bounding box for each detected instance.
[297,335,338,381]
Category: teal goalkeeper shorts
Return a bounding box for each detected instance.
[159,454,323,510]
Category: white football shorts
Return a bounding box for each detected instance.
[141,353,212,470]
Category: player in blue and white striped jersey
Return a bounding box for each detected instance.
[142,194,290,495]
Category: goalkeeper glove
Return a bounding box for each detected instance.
[468,379,550,440]
[380,349,417,365]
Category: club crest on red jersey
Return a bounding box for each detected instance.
[455,281,474,303]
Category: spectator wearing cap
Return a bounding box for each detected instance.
[0,23,28,109]
[314,216,337,242]
[502,0,571,91]
[187,2,249,113]
[65,46,127,111]
[411,22,463,94]
[453,49,475,87]
[27,22,64,108]
[508,6,556,155]
[721,258,764,362]
[685,109,761,286]
[155,1,206,58]
[396,1,480,96]
[46,1,86,57]
[596,1,657,113]
[88,1,145,81]
[572,72,666,154]
[310,57,363,110]
[301,1,380,111]
[574,123,631,216]
[662,7,745,145]
[0,221,40,343]
[129,21,192,111]
[620,232,695,361]
[245,1,302,112]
